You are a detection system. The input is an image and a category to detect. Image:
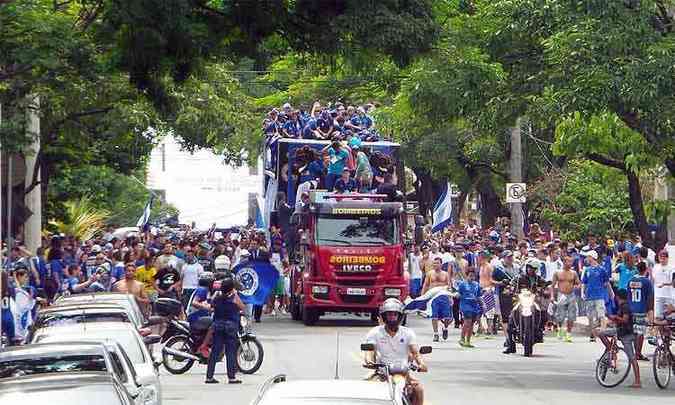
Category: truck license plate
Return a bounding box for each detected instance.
[346,288,367,295]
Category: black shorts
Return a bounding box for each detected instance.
[499,293,513,320]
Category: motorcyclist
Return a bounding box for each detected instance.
[363,298,427,405]
[504,259,550,354]
[187,272,215,358]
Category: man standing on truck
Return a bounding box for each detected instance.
[422,257,452,342]
[325,136,349,191]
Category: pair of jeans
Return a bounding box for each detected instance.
[206,321,239,380]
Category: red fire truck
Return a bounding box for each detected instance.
[286,192,409,325]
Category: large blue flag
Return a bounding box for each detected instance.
[232,259,280,305]
[431,182,453,233]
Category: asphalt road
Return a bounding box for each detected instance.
[159,314,674,404]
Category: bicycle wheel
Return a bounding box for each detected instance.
[595,347,631,388]
[653,346,672,389]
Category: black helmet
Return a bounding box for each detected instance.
[220,276,235,294]
[198,272,215,288]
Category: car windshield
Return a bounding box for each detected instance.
[0,384,124,405]
[38,313,130,328]
[316,216,399,246]
[0,355,107,378]
[37,330,145,364]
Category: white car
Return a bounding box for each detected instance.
[32,322,162,405]
[252,375,395,405]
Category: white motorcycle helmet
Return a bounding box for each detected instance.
[379,298,405,329]
[214,255,231,271]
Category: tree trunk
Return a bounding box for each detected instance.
[475,168,503,227]
[452,188,469,225]
[412,167,434,220]
[626,171,656,249]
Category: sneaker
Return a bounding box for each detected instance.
[564,333,572,343]
[589,336,596,343]
[433,334,440,342]
[205,378,220,384]
[465,342,475,348]
[459,340,466,347]
[442,328,449,341]
[483,334,493,340]
[228,379,243,384]
[557,329,564,340]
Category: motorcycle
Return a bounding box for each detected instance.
[161,315,264,375]
[153,298,188,343]
[507,289,544,357]
[360,343,432,405]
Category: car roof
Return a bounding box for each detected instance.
[263,380,392,401]
[44,302,127,312]
[33,321,138,336]
[56,293,131,303]
[39,306,128,316]
[0,342,107,360]
[0,371,115,391]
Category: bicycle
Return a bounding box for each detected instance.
[648,321,675,389]
[595,334,631,388]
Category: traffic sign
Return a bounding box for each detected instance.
[506,183,526,203]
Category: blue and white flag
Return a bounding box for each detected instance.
[431,182,453,233]
[403,286,455,318]
[232,259,280,305]
[136,196,154,231]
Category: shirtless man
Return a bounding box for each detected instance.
[478,251,497,335]
[422,257,452,342]
[552,255,580,342]
[113,263,151,314]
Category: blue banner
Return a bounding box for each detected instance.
[232,259,280,305]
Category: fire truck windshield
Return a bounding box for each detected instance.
[315,216,399,246]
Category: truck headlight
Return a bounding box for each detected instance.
[312,285,329,294]
[384,288,401,297]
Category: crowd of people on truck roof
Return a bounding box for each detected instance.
[263,101,380,142]
[263,101,402,206]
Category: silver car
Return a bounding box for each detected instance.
[32,322,162,405]
[54,293,148,327]
[252,375,395,405]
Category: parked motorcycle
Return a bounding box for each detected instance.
[360,343,431,405]
[161,315,264,375]
[507,289,544,357]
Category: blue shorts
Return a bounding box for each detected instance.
[409,279,422,298]
[461,310,478,321]
[431,295,452,320]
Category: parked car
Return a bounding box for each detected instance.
[54,293,149,327]
[32,322,162,405]
[0,372,135,405]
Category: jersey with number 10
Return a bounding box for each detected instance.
[627,275,653,314]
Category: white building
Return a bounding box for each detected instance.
[146,134,260,229]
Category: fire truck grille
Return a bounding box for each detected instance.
[341,295,373,304]
[337,279,376,286]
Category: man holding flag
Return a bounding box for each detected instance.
[417,257,453,342]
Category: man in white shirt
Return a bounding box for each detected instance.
[545,248,563,283]
[408,246,423,298]
[653,250,674,319]
[181,249,204,308]
[364,299,427,405]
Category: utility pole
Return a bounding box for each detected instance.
[24,95,41,253]
[509,118,525,239]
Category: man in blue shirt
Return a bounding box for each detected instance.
[333,168,357,193]
[581,250,612,342]
[326,138,349,191]
[627,262,654,361]
[457,270,482,348]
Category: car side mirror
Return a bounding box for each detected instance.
[143,335,162,346]
[419,346,432,355]
[360,343,375,352]
[143,316,165,328]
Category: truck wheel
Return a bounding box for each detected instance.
[303,307,319,326]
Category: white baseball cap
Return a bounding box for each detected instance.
[586,250,598,260]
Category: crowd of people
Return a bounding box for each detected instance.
[405,218,674,387]
[264,100,402,198]
[0,224,292,346]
